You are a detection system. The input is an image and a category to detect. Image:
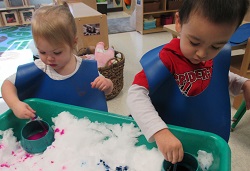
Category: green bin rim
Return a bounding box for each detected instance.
[0,98,231,170]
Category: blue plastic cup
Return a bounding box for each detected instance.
[162,152,199,171]
[21,120,54,154]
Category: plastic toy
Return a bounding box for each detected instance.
[95,42,115,67]
[124,0,131,6]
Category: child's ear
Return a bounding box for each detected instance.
[175,12,182,33]
[74,37,78,45]
[73,37,79,53]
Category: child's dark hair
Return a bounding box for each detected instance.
[179,0,249,27]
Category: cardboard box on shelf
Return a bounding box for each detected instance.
[167,0,182,10]
[155,17,161,27]
[143,1,160,13]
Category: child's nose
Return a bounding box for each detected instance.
[196,49,207,59]
[46,55,54,60]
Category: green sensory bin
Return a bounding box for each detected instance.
[0,98,231,170]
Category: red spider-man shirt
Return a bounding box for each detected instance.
[133,38,213,96]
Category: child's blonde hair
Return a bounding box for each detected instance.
[31,3,77,50]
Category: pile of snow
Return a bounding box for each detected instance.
[197,150,214,171]
[0,111,164,171]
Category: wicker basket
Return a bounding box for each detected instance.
[98,51,125,100]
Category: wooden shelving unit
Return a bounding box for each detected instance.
[0,0,35,27]
[136,0,182,34]
[54,0,97,10]
[230,38,250,108]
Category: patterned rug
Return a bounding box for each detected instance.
[0,26,33,97]
[0,26,33,56]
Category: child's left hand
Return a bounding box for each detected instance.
[91,76,113,95]
[242,80,250,110]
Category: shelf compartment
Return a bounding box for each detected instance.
[1,10,20,26]
[144,1,161,12]
[136,0,182,34]
[167,0,183,10]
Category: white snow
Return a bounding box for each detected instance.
[0,111,164,171]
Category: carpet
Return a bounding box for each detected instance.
[0,26,32,55]
[0,26,33,98]
[108,17,135,34]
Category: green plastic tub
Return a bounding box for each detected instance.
[0,98,231,170]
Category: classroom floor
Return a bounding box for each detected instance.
[106,11,250,171]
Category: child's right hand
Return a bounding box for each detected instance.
[91,76,113,95]
[11,101,36,119]
[154,128,184,164]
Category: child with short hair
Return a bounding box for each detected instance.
[127,0,250,164]
[1,4,113,119]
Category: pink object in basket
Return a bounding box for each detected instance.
[95,42,115,68]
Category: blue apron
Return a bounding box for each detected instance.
[15,60,108,112]
[140,44,231,142]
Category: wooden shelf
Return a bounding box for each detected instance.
[230,38,250,109]
[144,9,177,15]
[136,0,182,34]
[0,0,35,27]
[0,5,35,11]
[139,26,166,34]
[230,39,250,78]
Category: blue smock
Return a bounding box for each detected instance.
[15,60,108,112]
[140,44,231,141]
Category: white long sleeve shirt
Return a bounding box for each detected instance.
[127,71,248,142]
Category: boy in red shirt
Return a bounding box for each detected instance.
[127,0,250,164]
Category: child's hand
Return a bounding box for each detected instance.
[242,80,250,110]
[11,101,36,119]
[91,76,113,95]
[154,128,184,164]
